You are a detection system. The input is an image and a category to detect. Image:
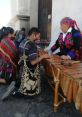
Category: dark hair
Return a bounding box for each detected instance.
[28,27,40,36]
[21,27,26,32]
[0,29,3,41]
[0,27,8,38]
[7,27,14,34]
[1,27,8,35]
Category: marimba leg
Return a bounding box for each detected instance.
[54,81,59,112]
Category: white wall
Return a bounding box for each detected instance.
[11,0,17,17]
[50,0,82,48]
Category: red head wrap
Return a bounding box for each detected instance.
[60,17,80,32]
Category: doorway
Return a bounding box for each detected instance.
[38,0,52,41]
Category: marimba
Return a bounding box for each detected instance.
[39,49,82,113]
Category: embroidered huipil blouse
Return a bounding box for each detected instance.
[51,28,81,60]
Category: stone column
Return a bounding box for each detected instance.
[30,0,38,28]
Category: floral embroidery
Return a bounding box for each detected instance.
[58,32,74,49]
[58,33,63,44]
[51,29,81,60]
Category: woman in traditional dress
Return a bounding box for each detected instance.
[50,17,82,60]
[0,27,18,84]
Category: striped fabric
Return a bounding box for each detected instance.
[0,37,17,67]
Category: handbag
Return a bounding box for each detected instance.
[18,40,41,96]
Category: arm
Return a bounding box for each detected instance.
[68,31,81,60]
[51,39,59,52]
[62,30,81,60]
[26,42,50,65]
[31,54,50,65]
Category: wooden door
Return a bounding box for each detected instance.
[38,0,52,40]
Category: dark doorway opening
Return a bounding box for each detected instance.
[38,0,52,42]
